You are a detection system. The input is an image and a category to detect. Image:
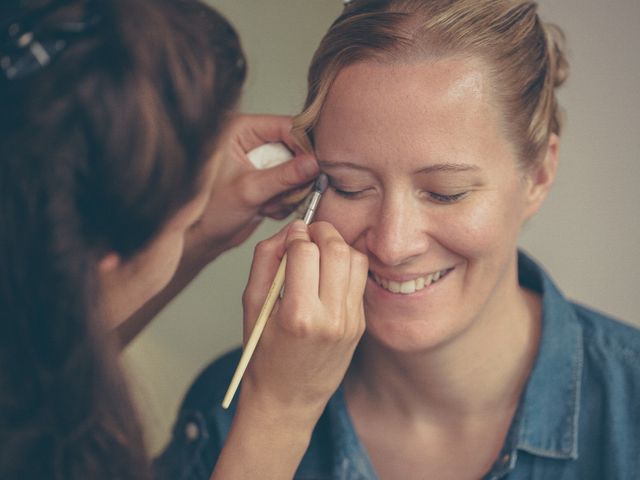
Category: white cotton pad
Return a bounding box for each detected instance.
[247,142,294,169]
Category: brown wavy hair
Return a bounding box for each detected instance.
[0,0,245,478]
[294,0,569,168]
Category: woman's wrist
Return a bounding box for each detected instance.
[181,228,226,275]
[211,388,323,480]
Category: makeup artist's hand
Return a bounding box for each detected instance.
[211,221,366,480]
[239,220,368,417]
[117,114,318,347]
[184,114,319,267]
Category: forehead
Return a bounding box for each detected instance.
[314,57,513,167]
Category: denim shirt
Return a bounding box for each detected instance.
[154,252,640,479]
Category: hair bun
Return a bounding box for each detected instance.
[545,22,569,88]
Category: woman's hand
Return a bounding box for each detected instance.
[185,114,320,266]
[212,220,367,479]
[116,114,318,347]
[239,220,368,417]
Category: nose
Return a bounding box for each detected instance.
[365,194,429,267]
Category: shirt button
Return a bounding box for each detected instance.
[184,421,200,442]
[501,453,511,466]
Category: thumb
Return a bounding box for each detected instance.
[241,153,320,206]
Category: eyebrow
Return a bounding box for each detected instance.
[415,163,481,174]
[317,160,480,174]
[317,160,372,172]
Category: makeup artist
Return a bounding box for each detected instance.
[0,0,366,479]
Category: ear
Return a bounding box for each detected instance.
[523,133,559,220]
[97,252,122,276]
[96,252,128,330]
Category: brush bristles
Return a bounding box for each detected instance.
[314,173,329,193]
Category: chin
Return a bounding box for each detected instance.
[362,312,460,354]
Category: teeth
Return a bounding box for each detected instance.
[400,281,416,294]
[373,269,449,295]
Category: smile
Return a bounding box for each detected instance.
[371,268,453,295]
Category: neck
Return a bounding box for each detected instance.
[345,280,541,425]
[97,272,141,331]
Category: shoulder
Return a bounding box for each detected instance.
[569,305,640,474]
[573,302,640,366]
[179,347,242,413]
[572,303,640,427]
[153,348,242,479]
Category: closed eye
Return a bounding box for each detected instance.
[428,191,468,204]
[331,186,367,198]
[327,175,372,199]
[332,188,468,202]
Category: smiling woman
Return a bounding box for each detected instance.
[159,1,640,479]
[312,57,543,356]
[290,1,640,478]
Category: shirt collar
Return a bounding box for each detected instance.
[513,250,583,460]
[327,388,379,479]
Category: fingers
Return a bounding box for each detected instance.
[244,220,367,343]
[316,222,369,339]
[243,224,291,334]
[307,221,368,338]
[280,221,320,312]
[239,217,367,416]
[347,248,368,336]
[242,221,318,336]
[238,153,319,208]
[228,114,319,206]
[307,222,352,310]
[230,114,303,155]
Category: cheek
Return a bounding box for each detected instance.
[316,195,367,246]
[433,192,527,258]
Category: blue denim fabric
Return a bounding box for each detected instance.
[154,252,640,479]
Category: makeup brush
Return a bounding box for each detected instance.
[222,173,329,409]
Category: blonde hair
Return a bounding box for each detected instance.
[293,0,569,168]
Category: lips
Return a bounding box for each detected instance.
[371,268,453,294]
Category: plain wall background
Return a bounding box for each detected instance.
[123,0,640,455]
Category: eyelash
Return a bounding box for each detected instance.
[331,186,365,198]
[427,191,468,204]
[331,186,468,204]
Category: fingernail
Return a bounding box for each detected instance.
[289,219,307,232]
[298,154,320,178]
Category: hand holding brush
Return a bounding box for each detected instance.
[222,176,368,410]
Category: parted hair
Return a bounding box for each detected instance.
[0,0,245,478]
[294,0,569,167]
